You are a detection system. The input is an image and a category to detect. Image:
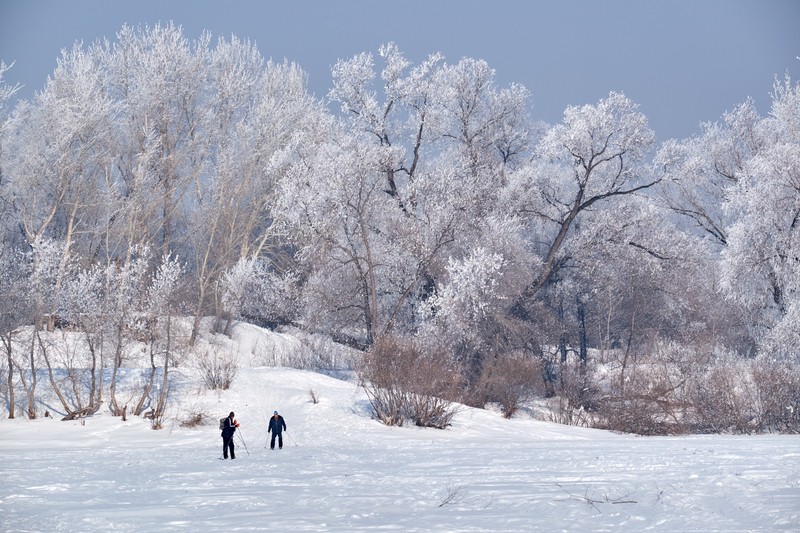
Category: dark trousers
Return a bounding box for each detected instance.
[270,432,283,449]
[223,436,235,459]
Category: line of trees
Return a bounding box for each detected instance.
[0,25,797,432]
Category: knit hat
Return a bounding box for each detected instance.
[273,410,278,415]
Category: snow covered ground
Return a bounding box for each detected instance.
[1,326,799,532]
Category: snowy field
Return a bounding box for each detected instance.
[2,365,799,532]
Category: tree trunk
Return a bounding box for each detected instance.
[96,329,104,404]
[223,312,234,338]
[189,286,205,347]
[154,315,172,428]
[529,188,585,299]
[109,324,124,416]
[86,331,98,409]
[358,215,379,345]
[2,334,15,419]
[190,211,221,346]
[69,367,84,412]
[619,314,636,396]
[61,403,100,421]
[577,299,587,365]
[37,331,75,418]
[27,331,37,419]
[133,334,157,416]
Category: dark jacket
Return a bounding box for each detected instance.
[268,415,286,435]
[221,416,237,439]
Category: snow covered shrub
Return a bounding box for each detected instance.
[476,352,543,418]
[179,412,206,428]
[287,333,359,371]
[598,393,677,435]
[688,354,800,434]
[534,356,604,428]
[197,347,238,390]
[543,394,593,427]
[359,335,462,429]
[751,356,800,434]
[689,356,760,434]
[250,328,360,371]
[179,404,211,428]
[559,358,602,412]
[596,344,696,435]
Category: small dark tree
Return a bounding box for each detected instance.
[359,335,462,429]
[478,352,543,418]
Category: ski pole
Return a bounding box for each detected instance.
[237,429,251,456]
[286,431,298,447]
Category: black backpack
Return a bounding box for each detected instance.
[219,417,226,430]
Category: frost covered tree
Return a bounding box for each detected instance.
[17,238,73,418]
[186,46,321,345]
[37,259,106,420]
[282,44,533,347]
[218,258,261,334]
[415,243,528,389]
[277,128,401,346]
[720,74,800,358]
[136,255,184,423]
[462,90,663,386]
[656,71,800,359]
[102,246,152,416]
[0,64,24,417]
[328,42,445,213]
[656,99,767,247]
[0,61,20,192]
[2,23,326,347]
[330,43,531,194]
[512,92,659,303]
[2,45,115,316]
[102,22,211,260]
[651,99,772,356]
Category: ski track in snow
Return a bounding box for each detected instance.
[1,367,799,532]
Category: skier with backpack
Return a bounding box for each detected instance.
[220,411,240,459]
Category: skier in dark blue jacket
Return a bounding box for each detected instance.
[221,411,240,459]
[268,410,287,449]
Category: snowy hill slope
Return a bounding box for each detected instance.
[1,324,799,532]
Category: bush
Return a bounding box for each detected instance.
[751,357,800,434]
[689,357,759,434]
[543,394,593,427]
[546,360,603,428]
[359,335,462,429]
[477,352,543,418]
[534,343,800,436]
[179,403,211,428]
[687,354,800,434]
[197,347,238,390]
[597,353,691,435]
[252,329,360,371]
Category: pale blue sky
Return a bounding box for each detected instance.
[1,0,798,141]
